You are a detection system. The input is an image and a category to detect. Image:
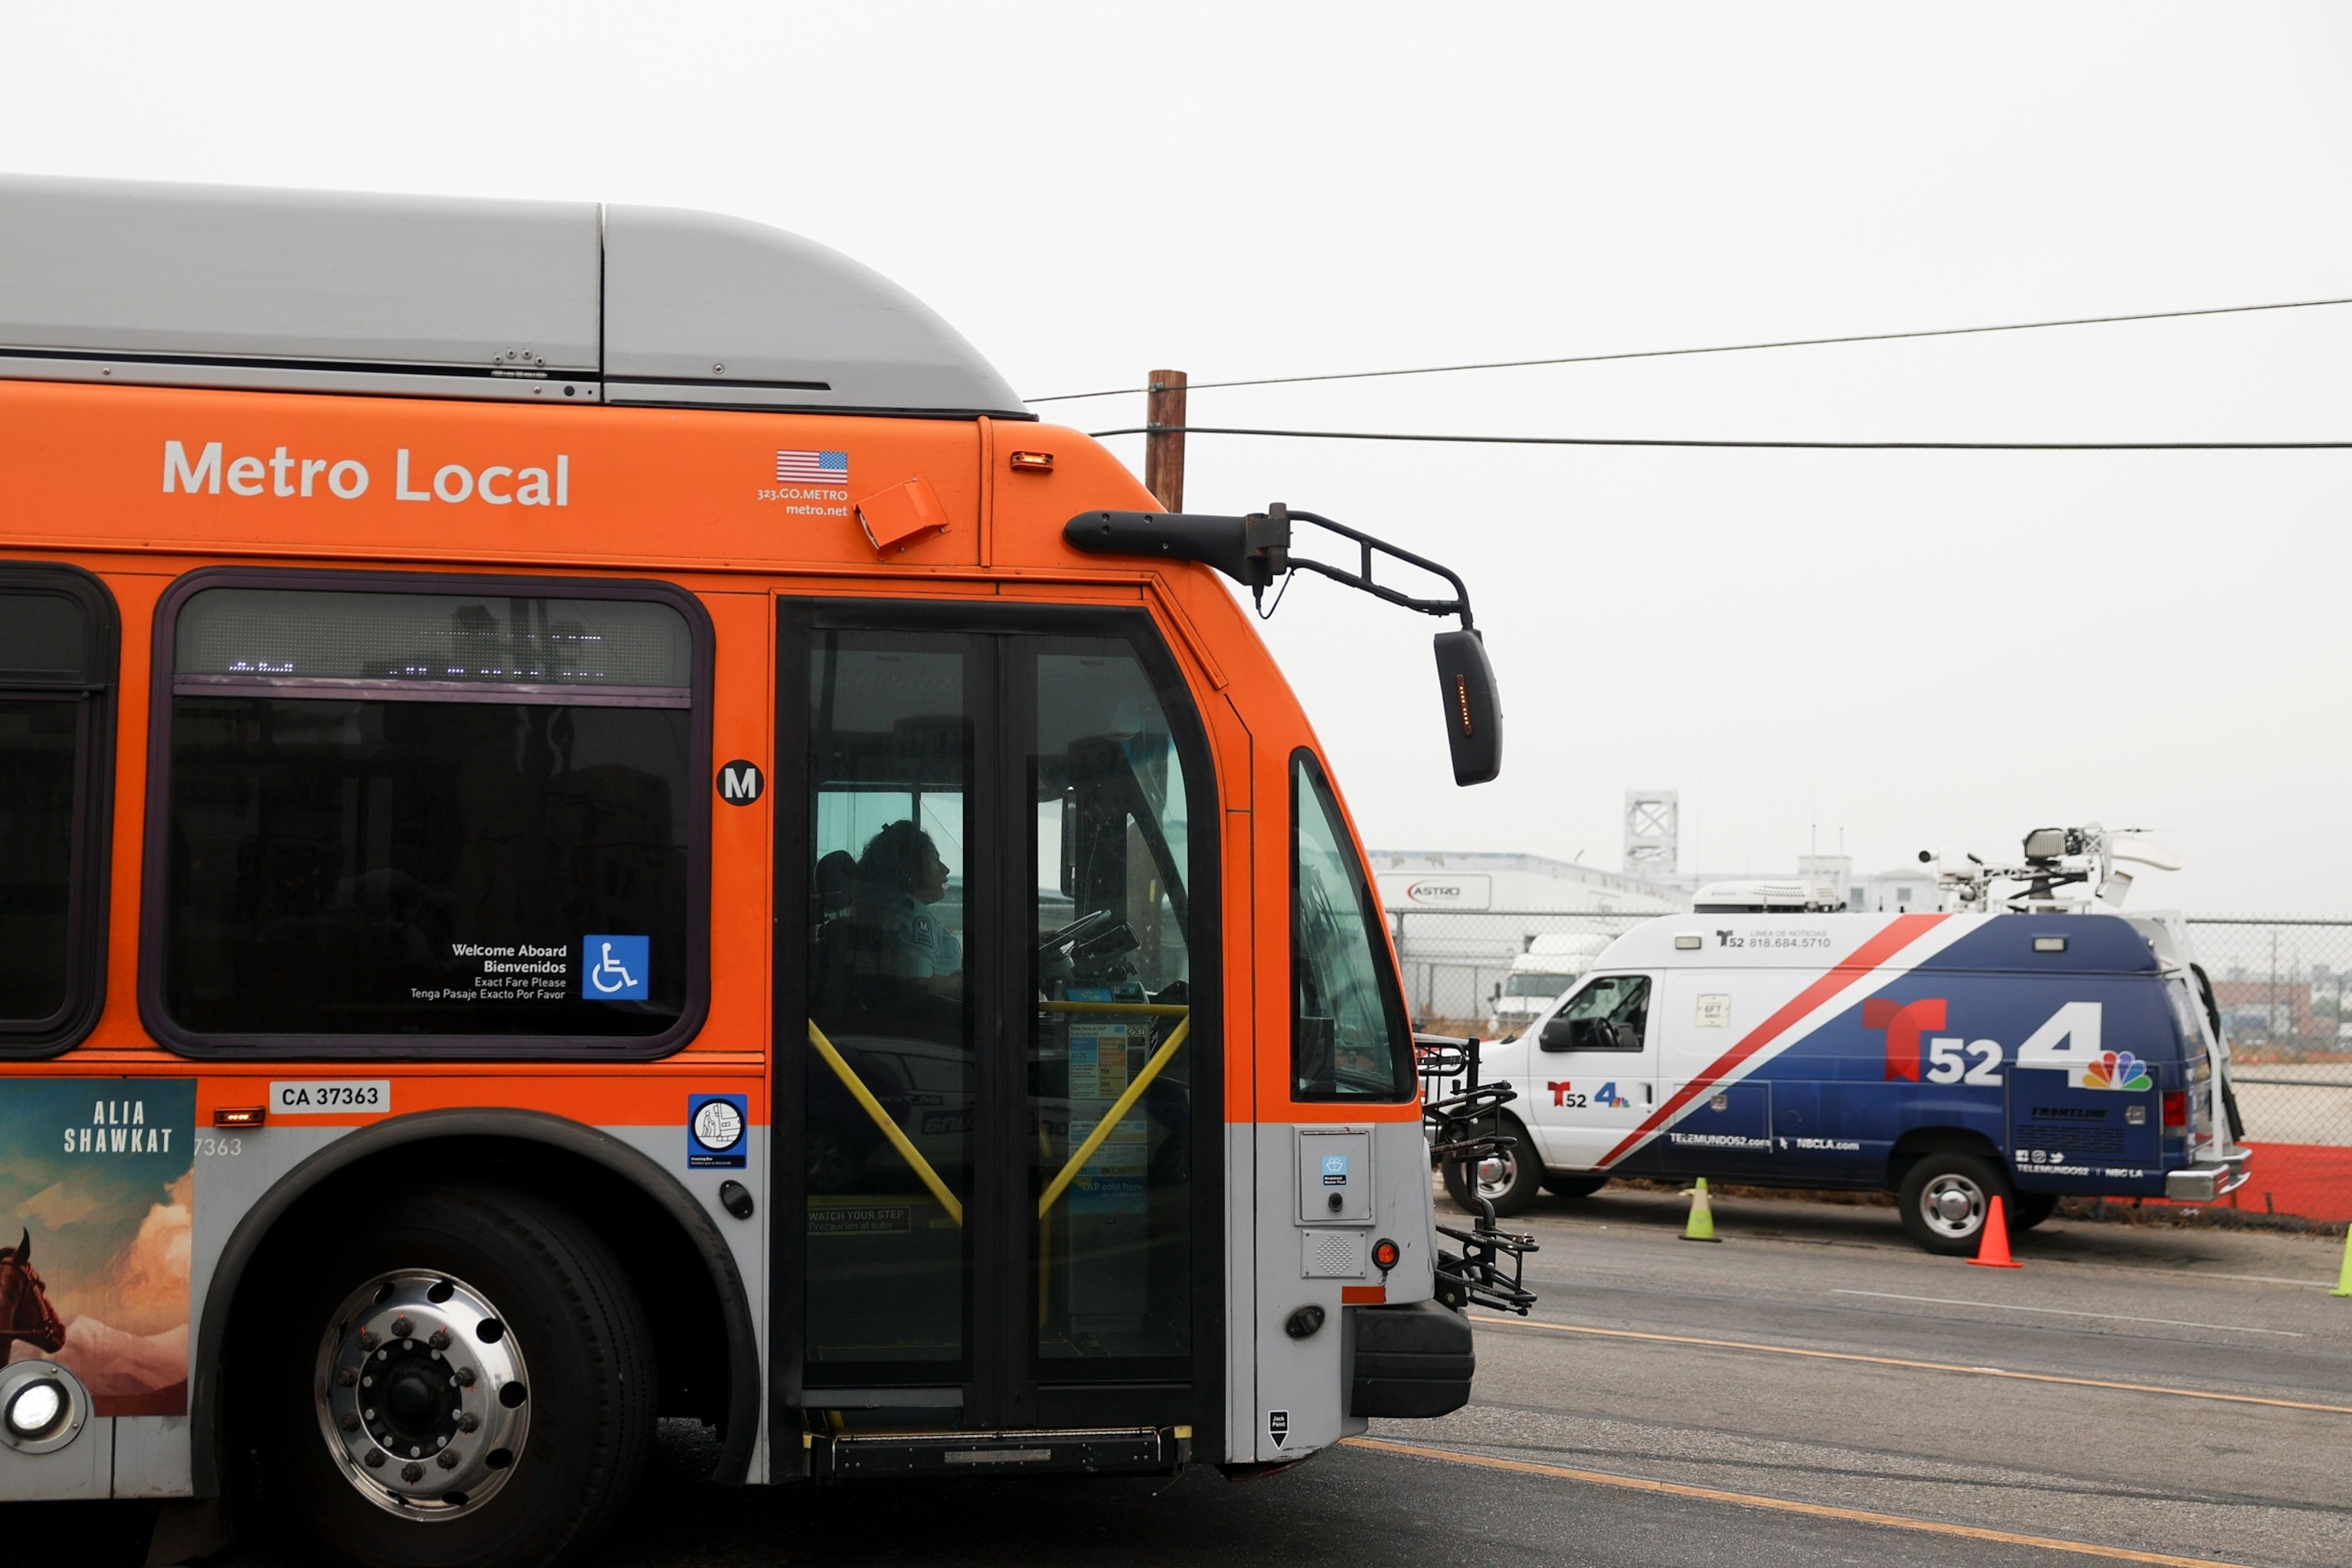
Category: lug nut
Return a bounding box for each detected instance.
[454,1367,476,1387]
[364,1450,387,1468]
[339,1412,361,1432]
[390,1315,413,1338]
[436,1449,460,1469]
[457,1412,480,1432]
[428,1329,451,1351]
[400,1462,425,1483]
[357,1328,377,1350]
[337,1367,358,1387]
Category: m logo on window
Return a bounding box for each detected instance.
[583,936,650,1001]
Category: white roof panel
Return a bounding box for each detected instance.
[0,174,1026,416]
[0,173,600,371]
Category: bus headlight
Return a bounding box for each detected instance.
[0,1363,88,1454]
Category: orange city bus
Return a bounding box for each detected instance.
[0,174,1515,1566]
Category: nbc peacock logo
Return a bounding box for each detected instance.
[2080,1050,2152,1092]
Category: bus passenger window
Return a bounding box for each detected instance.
[153,583,702,1046]
[0,570,116,1052]
[1292,751,1412,1101]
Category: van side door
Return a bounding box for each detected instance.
[1523,972,1658,1171]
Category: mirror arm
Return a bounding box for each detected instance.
[1063,505,1475,630]
[1281,509,1475,630]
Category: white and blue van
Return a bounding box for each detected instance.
[1454,906,2249,1253]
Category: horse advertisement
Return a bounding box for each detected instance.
[0,1080,196,1416]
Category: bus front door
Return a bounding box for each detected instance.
[782,607,1214,1452]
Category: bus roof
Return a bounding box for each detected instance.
[0,173,1024,419]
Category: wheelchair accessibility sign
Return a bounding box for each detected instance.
[583,935,649,1000]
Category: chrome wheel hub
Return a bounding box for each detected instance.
[315,1270,529,1518]
[1920,1174,1986,1240]
[1475,1149,1517,1199]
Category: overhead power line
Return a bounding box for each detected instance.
[1086,424,2352,452]
[1027,294,2352,404]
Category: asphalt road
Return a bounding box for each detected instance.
[15,1184,2350,1567]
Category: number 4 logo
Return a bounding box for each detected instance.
[2015,1001,2104,1087]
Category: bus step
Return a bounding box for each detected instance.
[812,1426,1187,1479]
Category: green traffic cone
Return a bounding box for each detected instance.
[1681,1177,1720,1243]
[2332,1225,2352,1298]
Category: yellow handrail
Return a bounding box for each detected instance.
[1037,1013,1191,1219]
[805,1020,964,1227]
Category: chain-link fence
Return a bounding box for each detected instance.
[1391,908,2352,1220]
[2179,920,2352,1220]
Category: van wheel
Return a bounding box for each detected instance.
[255,1185,655,1568]
[1896,1153,2009,1256]
[1441,1113,1543,1217]
[2009,1191,2059,1230]
[1541,1174,1608,1199]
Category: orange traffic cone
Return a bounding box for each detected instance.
[1968,1194,2023,1269]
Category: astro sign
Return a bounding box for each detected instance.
[1380,873,1491,910]
[161,441,570,506]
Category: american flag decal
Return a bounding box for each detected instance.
[776,449,849,486]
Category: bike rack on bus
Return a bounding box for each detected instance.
[1414,1035,1538,1316]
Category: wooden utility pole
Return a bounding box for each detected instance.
[1144,368,1186,512]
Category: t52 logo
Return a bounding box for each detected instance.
[1547,1081,1631,1108]
[1862,997,1945,1081]
[1863,995,2000,1085]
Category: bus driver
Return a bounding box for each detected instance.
[848,821,963,996]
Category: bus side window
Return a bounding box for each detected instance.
[1290,750,1413,1102]
[147,577,707,1052]
[0,567,117,1054]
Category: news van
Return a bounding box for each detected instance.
[1450,829,2248,1253]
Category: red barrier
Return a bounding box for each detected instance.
[2205,1142,2352,1224]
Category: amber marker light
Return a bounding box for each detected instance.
[1008,450,1054,472]
[1371,1237,1400,1276]
[214,1106,267,1128]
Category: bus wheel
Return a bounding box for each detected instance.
[2009,1191,2060,1230]
[258,1184,655,1568]
[1441,1114,1542,1217]
[1540,1174,1608,1199]
[1896,1153,2008,1256]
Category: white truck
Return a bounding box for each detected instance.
[1488,933,1612,1037]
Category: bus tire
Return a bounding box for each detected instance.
[1540,1174,1608,1199]
[256,1184,655,1568]
[1440,1113,1543,1217]
[1896,1152,2010,1256]
[2009,1191,2060,1230]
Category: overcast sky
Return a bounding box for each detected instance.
[8,3,2350,911]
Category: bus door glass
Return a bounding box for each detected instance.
[1527,973,1657,1169]
[803,630,978,1387]
[1030,642,1194,1379]
[793,614,1208,1426]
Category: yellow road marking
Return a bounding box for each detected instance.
[1344,1436,2256,1568]
[1471,1314,2352,1416]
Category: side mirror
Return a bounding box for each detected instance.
[1433,629,1502,786]
[1539,1014,1576,1052]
